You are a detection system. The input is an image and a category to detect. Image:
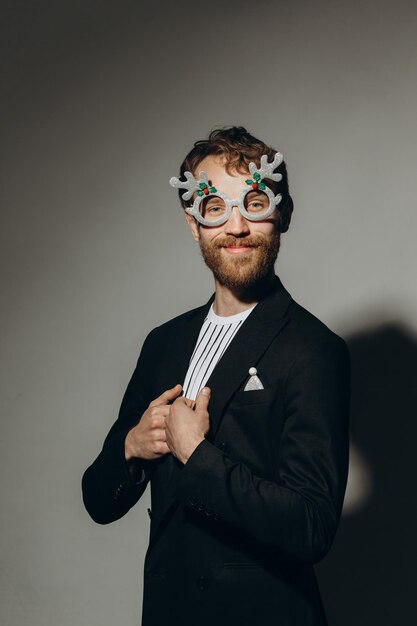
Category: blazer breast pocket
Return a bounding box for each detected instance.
[221,384,284,475]
[231,386,277,407]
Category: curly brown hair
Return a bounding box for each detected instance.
[176,126,293,233]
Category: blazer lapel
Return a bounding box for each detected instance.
[205,277,292,438]
[159,296,214,392]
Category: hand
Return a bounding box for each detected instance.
[124,384,183,461]
[165,387,211,464]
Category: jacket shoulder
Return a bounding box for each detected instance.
[145,302,209,342]
[286,298,348,355]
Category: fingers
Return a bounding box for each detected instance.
[195,387,211,414]
[148,406,170,422]
[152,441,170,456]
[150,386,210,417]
[150,384,182,408]
[151,429,167,442]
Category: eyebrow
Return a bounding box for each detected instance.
[246,191,267,197]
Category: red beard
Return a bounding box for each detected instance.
[199,232,281,290]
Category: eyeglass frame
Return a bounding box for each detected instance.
[170,152,284,228]
[185,176,282,227]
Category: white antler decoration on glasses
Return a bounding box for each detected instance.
[169,171,199,201]
[248,152,283,183]
[169,171,213,201]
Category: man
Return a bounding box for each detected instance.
[82,126,350,626]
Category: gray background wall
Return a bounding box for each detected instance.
[1,1,416,624]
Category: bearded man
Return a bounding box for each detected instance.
[82,126,350,626]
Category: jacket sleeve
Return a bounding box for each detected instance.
[82,330,157,524]
[174,336,350,564]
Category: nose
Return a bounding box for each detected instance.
[224,205,250,236]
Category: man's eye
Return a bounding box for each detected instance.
[248,201,266,211]
[244,190,269,214]
[201,196,227,220]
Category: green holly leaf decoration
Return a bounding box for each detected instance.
[209,186,217,193]
[199,182,207,190]
[197,190,204,197]
[253,172,261,182]
[258,182,266,190]
[245,179,254,185]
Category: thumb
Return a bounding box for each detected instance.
[150,384,182,407]
[195,387,211,413]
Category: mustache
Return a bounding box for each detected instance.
[211,235,267,249]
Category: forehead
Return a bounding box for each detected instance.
[195,155,249,196]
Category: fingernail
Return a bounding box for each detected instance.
[201,387,210,396]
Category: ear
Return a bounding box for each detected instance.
[184,211,200,242]
[279,196,294,233]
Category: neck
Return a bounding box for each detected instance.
[212,271,276,316]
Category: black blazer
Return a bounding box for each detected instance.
[82,277,350,626]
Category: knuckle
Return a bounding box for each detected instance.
[154,441,165,454]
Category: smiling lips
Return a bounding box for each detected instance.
[217,237,257,248]
[223,245,254,254]
[214,235,263,254]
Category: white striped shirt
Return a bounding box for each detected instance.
[182,304,256,401]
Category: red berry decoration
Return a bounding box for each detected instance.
[203,188,209,195]
[252,183,258,189]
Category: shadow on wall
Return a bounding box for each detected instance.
[316,322,417,626]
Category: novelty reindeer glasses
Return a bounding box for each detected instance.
[170,153,284,227]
